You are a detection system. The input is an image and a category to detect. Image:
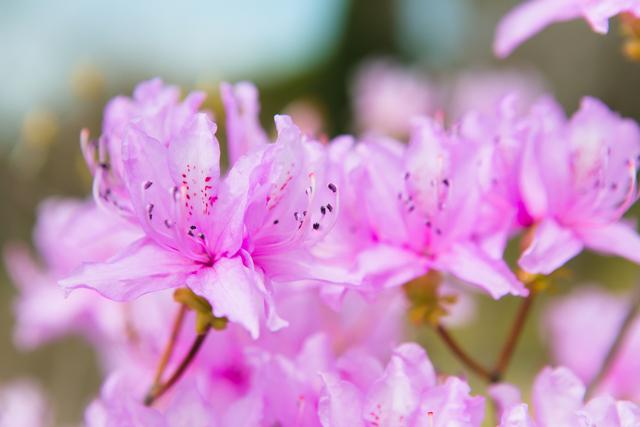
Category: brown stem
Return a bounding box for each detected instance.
[436,324,493,381]
[492,292,536,382]
[586,288,640,399]
[150,304,188,388]
[144,327,210,406]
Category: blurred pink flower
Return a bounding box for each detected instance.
[4,198,140,350]
[447,68,546,119]
[0,380,51,427]
[545,287,640,399]
[351,59,546,138]
[351,60,437,138]
[491,366,640,426]
[494,0,640,57]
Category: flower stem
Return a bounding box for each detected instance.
[492,291,536,382]
[435,324,493,381]
[586,287,640,399]
[150,304,188,388]
[144,325,210,406]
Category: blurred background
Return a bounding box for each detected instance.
[1,0,640,425]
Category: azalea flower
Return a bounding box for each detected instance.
[491,366,640,426]
[459,94,640,274]
[319,342,485,426]
[86,374,229,427]
[494,0,640,57]
[350,60,545,139]
[323,116,527,298]
[62,80,347,338]
[517,97,640,274]
[4,198,140,350]
[351,60,437,138]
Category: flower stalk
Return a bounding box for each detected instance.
[144,288,228,406]
[149,304,188,391]
[435,324,494,382]
[144,326,211,406]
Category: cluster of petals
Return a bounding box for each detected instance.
[86,339,484,427]
[5,68,640,426]
[459,95,640,275]
[494,0,640,57]
[491,366,640,426]
[61,79,350,338]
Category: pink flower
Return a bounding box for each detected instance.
[319,342,485,426]
[4,198,140,350]
[324,117,527,298]
[220,81,269,164]
[545,287,640,399]
[517,97,640,274]
[494,0,640,57]
[351,60,437,138]
[456,94,640,274]
[63,79,348,339]
[86,78,206,218]
[256,287,407,360]
[491,366,640,427]
[447,68,546,120]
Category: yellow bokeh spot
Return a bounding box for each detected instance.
[70,62,106,101]
[21,109,59,149]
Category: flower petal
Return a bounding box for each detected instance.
[59,238,194,301]
[221,81,269,164]
[494,0,581,57]
[418,377,485,427]
[578,221,640,265]
[532,366,585,427]
[439,243,528,299]
[499,403,535,427]
[362,343,435,425]
[519,219,583,275]
[318,373,365,427]
[187,257,285,339]
[355,244,427,290]
[167,113,221,229]
[489,383,523,420]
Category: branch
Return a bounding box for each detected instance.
[435,324,494,382]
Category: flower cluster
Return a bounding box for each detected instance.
[5,1,640,425]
